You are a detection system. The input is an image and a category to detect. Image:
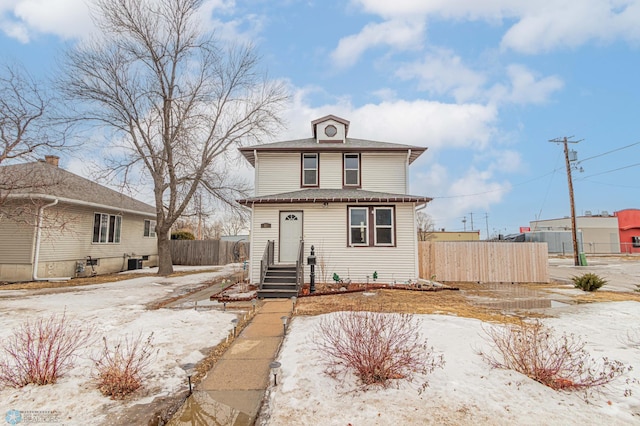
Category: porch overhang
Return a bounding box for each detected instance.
[237,189,432,207]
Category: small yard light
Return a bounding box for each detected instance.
[280,316,289,335]
[223,301,227,311]
[291,296,297,310]
[231,318,238,337]
[269,361,281,386]
[252,298,257,312]
[182,363,196,395]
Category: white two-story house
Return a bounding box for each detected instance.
[238,115,431,296]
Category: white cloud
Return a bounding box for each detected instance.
[0,0,250,43]
[346,0,640,57]
[282,87,498,149]
[488,64,563,105]
[396,48,486,102]
[331,18,424,68]
[501,1,640,54]
[412,162,512,233]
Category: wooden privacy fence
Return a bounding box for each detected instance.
[418,241,549,283]
[170,240,249,266]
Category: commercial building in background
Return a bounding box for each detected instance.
[615,209,640,254]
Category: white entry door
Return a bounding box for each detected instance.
[279,211,303,263]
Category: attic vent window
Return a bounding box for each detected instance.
[324,125,337,137]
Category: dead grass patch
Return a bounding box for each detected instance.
[295,289,534,324]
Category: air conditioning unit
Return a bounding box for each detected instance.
[585,210,592,216]
[601,210,609,217]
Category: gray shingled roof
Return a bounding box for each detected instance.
[1,161,155,215]
[239,138,426,166]
[237,188,432,206]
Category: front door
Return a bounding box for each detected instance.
[279,211,303,263]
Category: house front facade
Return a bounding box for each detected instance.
[0,157,158,282]
[238,115,431,288]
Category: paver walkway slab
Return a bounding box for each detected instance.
[168,299,293,425]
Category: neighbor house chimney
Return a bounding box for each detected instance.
[44,155,59,167]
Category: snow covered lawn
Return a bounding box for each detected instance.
[0,265,241,425]
[265,301,640,425]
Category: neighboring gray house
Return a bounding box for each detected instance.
[0,156,158,282]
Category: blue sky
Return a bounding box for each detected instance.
[1,0,639,237]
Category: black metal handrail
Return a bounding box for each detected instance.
[295,239,304,292]
[260,240,274,286]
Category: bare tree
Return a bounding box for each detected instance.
[416,211,436,241]
[220,211,249,236]
[60,0,288,275]
[0,63,68,221]
[0,63,66,166]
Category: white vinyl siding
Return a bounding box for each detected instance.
[318,153,342,188]
[0,203,35,264]
[255,152,301,196]
[361,152,407,193]
[249,202,417,284]
[39,205,157,263]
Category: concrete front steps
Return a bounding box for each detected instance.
[257,264,299,299]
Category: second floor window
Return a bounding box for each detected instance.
[93,213,121,243]
[302,153,318,186]
[344,153,360,186]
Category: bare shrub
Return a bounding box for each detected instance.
[93,333,156,400]
[0,311,94,387]
[478,320,630,391]
[314,311,444,391]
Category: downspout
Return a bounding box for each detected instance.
[406,149,411,193]
[32,198,69,281]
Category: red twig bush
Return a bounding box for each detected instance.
[0,311,94,387]
[314,311,444,391]
[478,320,630,391]
[93,333,156,399]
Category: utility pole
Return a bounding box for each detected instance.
[469,212,474,232]
[549,136,582,266]
[462,217,467,231]
[484,213,489,240]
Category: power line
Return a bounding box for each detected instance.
[577,162,640,180]
[577,140,640,164]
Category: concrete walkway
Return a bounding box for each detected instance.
[168,299,292,425]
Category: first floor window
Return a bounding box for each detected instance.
[93,213,121,243]
[144,219,156,237]
[349,207,369,246]
[348,206,395,247]
[374,207,394,245]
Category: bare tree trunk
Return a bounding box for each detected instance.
[156,227,173,276]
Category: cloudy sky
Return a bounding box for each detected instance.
[2,0,639,237]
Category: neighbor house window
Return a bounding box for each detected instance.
[349,207,368,246]
[302,153,318,186]
[144,219,156,238]
[93,213,121,243]
[344,153,360,186]
[348,206,396,247]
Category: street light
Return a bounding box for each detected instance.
[182,363,196,395]
[269,361,281,386]
[280,316,288,335]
